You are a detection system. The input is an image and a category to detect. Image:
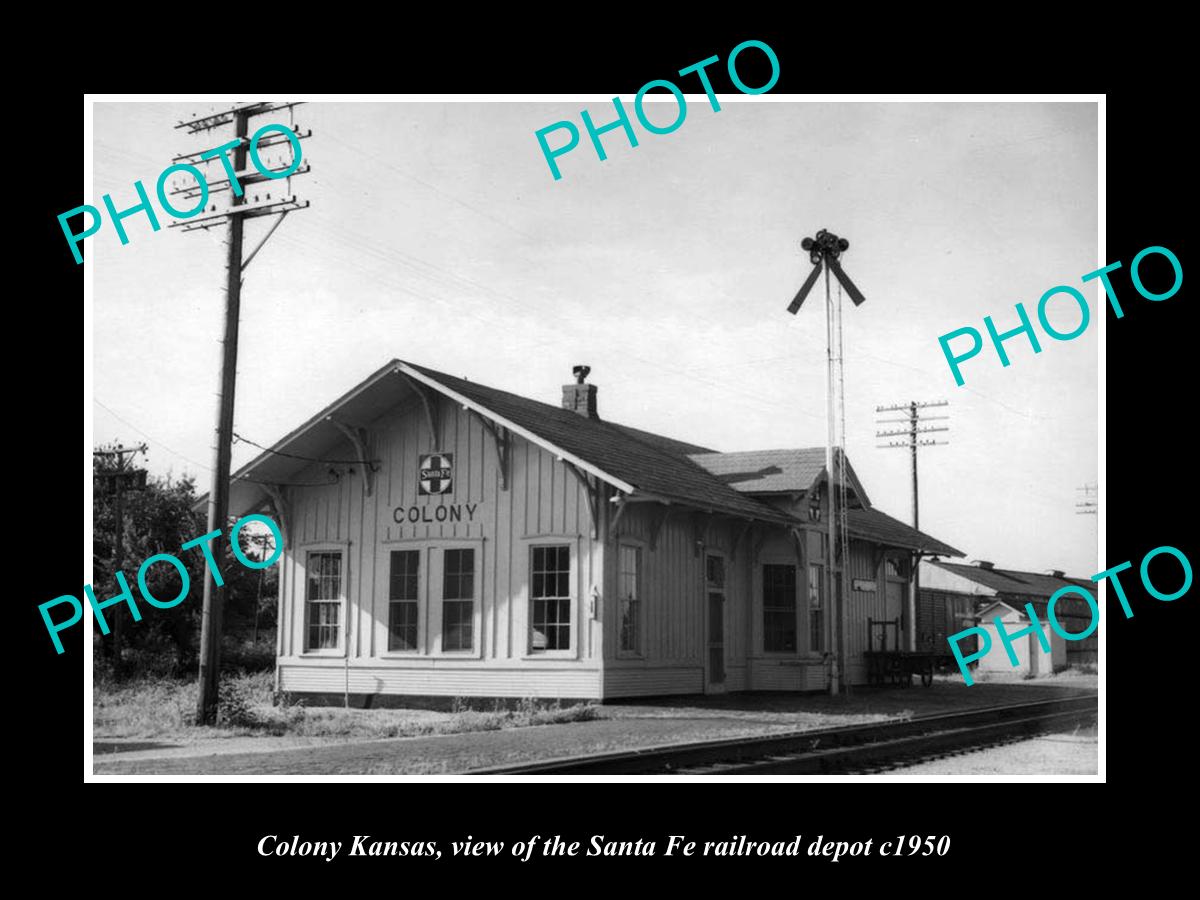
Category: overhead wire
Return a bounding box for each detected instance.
[93,398,213,473]
[231,431,376,466]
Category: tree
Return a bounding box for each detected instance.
[92,443,278,677]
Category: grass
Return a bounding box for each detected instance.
[93,672,599,744]
[954,664,1099,686]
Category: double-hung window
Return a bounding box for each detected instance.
[618,544,641,655]
[305,551,343,651]
[531,545,571,651]
[762,563,797,652]
[442,548,475,652]
[388,550,419,651]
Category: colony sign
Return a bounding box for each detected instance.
[393,503,479,524]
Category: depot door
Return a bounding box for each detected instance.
[705,554,726,692]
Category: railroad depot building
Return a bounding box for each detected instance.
[224,359,962,702]
[919,559,1099,677]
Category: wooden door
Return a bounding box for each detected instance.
[705,554,726,691]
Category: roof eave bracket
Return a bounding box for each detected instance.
[563,461,600,539]
[260,483,291,550]
[398,371,440,449]
[326,417,375,497]
[472,413,510,491]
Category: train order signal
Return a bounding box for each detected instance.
[786,228,867,314]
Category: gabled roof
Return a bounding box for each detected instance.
[926,560,1092,598]
[216,359,793,525]
[978,595,1097,622]
[688,448,871,506]
[212,358,962,558]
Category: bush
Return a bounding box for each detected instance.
[216,673,274,728]
[221,636,276,674]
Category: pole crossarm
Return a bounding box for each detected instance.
[175,102,303,133]
[169,162,312,199]
[170,197,310,232]
[172,128,312,166]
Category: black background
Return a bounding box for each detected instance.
[25,24,1190,887]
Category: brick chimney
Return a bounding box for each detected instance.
[972,560,995,570]
[1048,569,1065,578]
[562,365,598,418]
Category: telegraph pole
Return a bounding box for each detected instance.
[875,401,949,649]
[93,443,147,669]
[170,102,310,723]
[1076,482,1097,516]
[875,401,949,530]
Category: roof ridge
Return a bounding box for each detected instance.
[404,359,715,457]
[403,360,794,524]
[689,447,828,456]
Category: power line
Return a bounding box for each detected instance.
[93,398,213,473]
[231,431,376,466]
[235,471,342,488]
[324,130,535,241]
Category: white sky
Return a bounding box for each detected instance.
[91,99,1098,576]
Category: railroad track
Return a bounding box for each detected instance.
[470,694,1098,775]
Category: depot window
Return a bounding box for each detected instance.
[442,548,475,652]
[305,551,344,651]
[531,545,571,652]
[763,563,797,653]
[388,550,419,651]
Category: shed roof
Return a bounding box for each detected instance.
[926,560,1093,598]
[847,508,962,556]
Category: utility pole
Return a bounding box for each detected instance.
[876,401,949,650]
[93,443,148,669]
[169,102,311,724]
[875,401,949,531]
[1076,482,1098,516]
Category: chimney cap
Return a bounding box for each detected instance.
[972,559,995,570]
[573,365,591,384]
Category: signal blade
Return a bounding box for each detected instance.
[787,263,823,314]
[828,257,866,306]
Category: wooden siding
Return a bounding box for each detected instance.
[602,506,751,697]
[603,667,704,697]
[276,394,602,698]
[749,660,827,691]
[273,393,937,698]
[280,663,602,698]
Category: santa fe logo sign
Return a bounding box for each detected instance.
[419,453,453,495]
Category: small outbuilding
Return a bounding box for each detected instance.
[919,559,1098,677]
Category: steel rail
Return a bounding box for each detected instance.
[468,694,1098,776]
